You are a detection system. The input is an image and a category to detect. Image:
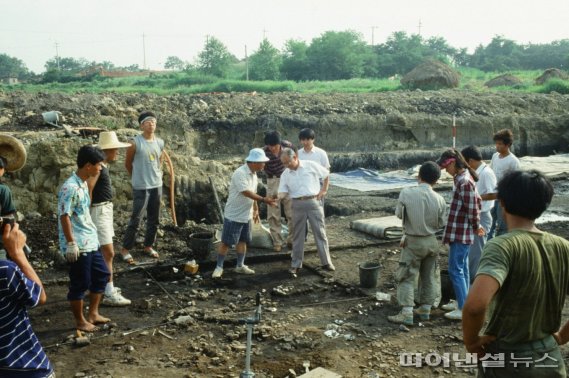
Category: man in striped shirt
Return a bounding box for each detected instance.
[388,162,447,326]
[0,223,53,377]
[263,131,294,252]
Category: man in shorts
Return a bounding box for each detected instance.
[58,145,110,332]
[212,148,277,278]
[88,131,131,306]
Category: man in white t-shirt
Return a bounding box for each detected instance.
[461,145,497,282]
[488,129,520,238]
[212,148,277,278]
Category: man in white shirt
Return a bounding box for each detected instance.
[278,147,334,275]
[461,145,497,282]
[298,128,330,169]
[212,148,277,278]
[298,128,330,239]
[488,129,520,238]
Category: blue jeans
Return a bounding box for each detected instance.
[448,242,470,309]
[122,187,162,250]
[468,210,492,282]
[488,200,507,240]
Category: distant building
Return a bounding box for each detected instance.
[1,77,19,84]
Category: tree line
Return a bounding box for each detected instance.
[1,31,568,83]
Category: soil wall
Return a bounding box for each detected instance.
[1,90,568,223]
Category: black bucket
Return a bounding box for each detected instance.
[359,262,380,288]
[189,232,214,260]
[440,269,456,302]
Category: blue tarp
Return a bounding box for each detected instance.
[330,168,418,192]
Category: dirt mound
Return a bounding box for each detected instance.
[485,74,522,88]
[535,68,569,84]
[400,59,460,90]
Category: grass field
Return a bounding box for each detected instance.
[2,68,568,95]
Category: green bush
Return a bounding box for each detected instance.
[539,79,569,94]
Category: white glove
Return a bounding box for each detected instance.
[66,242,79,263]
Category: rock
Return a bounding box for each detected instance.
[174,315,194,326]
[401,60,460,90]
[535,68,569,84]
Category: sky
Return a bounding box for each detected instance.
[1,0,568,73]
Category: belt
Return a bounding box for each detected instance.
[91,201,111,207]
[293,195,317,201]
[488,335,558,352]
[266,175,279,179]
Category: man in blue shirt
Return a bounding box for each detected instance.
[58,145,110,332]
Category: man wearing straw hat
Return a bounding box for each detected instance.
[0,134,27,257]
[87,131,132,307]
[0,136,53,376]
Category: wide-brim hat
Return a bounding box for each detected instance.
[245,148,269,163]
[95,131,131,150]
[0,134,27,172]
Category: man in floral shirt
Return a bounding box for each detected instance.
[58,145,110,332]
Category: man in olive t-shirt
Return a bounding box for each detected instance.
[463,170,569,378]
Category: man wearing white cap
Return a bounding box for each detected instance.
[212,148,277,278]
[87,131,131,306]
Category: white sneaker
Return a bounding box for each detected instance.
[235,265,255,275]
[441,300,457,311]
[444,309,462,320]
[212,266,223,278]
[102,288,131,307]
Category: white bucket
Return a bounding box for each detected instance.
[42,111,61,126]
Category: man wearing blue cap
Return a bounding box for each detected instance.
[212,148,277,278]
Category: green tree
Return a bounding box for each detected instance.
[280,39,309,81]
[197,36,235,77]
[306,30,371,80]
[0,53,29,79]
[164,56,186,70]
[469,36,523,71]
[425,36,458,63]
[44,56,90,72]
[375,32,427,76]
[249,39,281,80]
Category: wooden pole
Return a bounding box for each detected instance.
[452,115,456,149]
[162,151,177,226]
[209,176,224,222]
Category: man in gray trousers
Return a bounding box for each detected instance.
[278,147,334,275]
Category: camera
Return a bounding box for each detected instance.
[0,216,14,231]
[0,216,31,259]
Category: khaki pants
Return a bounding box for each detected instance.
[396,235,439,307]
[290,198,331,268]
[266,178,293,247]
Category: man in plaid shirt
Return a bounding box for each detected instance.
[437,149,484,321]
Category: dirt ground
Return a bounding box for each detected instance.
[22,179,569,378]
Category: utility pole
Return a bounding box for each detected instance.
[262,28,268,40]
[417,19,422,36]
[245,45,249,81]
[54,42,60,70]
[371,26,378,46]
[142,33,147,70]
